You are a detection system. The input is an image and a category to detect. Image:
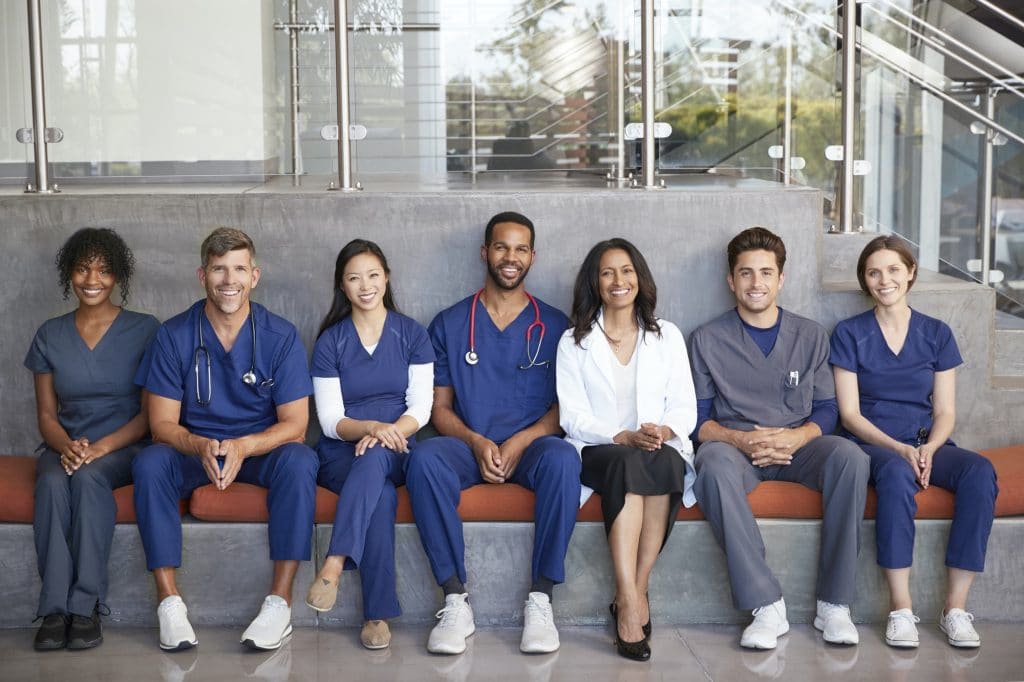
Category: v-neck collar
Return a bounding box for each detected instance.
[475,295,531,337]
[72,308,123,354]
[872,307,915,359]
[734,307,784,362]
[346,310,392,360]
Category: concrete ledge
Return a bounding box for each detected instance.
[2,518,1022,628]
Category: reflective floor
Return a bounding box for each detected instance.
[2,623,1022,681]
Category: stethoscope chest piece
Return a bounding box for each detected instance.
[242,370,257,386]
[464,350,479,366]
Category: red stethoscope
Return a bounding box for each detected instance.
[465,288,548,369]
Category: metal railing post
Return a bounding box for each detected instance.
[331,0,356,190]
[979,87,997,286]
[640,0,657,188]
[288,0,302,180]
[840,0,857,231]
[25,0,54,194]
[783,23,793,185]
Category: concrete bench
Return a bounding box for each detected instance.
[1,446,1022,628]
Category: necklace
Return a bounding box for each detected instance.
[596,320,637,353]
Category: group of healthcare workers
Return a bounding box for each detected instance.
[26,215,996,664]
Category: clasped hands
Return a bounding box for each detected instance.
[739,425,805,468]
[471,433,528,484]
[198,438,248,491]
[354,421,409,456]
[60,438,105,475]
[897,442,935,489]
[615,423,671,452]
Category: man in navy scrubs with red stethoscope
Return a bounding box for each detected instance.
[405,212,581,656]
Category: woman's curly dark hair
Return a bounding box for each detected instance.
[56,227,136,302]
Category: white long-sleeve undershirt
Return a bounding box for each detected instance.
[313,362,434,440]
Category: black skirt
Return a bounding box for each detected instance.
[581,443,686,548]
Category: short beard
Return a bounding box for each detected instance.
[487,261,528,291]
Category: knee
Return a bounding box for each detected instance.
[404,442,445,482]
[873,455,917,495]
[34,463,69,499]
[131,445,177,485]
[694,443,743,482]
[958,454,998,498]
[824,438,870,480]
[68,464,112,494]
[537,441,581,480]
[276,443,319,480]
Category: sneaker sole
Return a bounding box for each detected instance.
[66,635,103,650]
[520,642,560,654]
[813,617,858,645]
[33,640,66,651]
[427,626,475,655]
[242,624,293,651]
[885,637,919,648]
[159,638,197,652]
[361,638,391,650]
[305,599,335,613]
[741,621,789,650]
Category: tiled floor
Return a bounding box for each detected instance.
[2,623,1022,681]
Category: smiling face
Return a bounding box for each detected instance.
[598,248,639,313]
[863,248,915,309]
[70,256,117,308]
[727,249,784,320]
[198,247,260,317]
[342,252,388,313]
[482,221,535,291]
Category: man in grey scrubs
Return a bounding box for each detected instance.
[689,226,869,650]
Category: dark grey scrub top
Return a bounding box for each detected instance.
[689,308,835,431]
[24,310,160,444]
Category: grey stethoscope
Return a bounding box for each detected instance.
[193,312,274,405]
[464,288,548,369]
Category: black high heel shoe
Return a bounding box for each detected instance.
[643,592,652,638]
[610,602,651,661]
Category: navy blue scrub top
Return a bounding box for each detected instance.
[24,309,160,444]
[429,293,570,444]
[311,311,434,458]
[830,308,962,445]
[136,300,313,441]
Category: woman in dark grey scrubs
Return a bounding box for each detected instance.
[25,228,159,651]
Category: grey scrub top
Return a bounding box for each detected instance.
[689,308,834,431]
[24,309,160,444]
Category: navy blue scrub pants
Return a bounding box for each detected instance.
[404,435,581,587]
[34,445,139,617]
[318,443,405,621]
[132,442,317,570]
[864,443,998,571]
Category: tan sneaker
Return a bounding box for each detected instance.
[305,576,339,612]
[361,620,391,650]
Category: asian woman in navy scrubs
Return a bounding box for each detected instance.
[305,239,434,650]
[26,228,159,651]
[830,235,997,650]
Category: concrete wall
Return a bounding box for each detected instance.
[2,184,1022,453]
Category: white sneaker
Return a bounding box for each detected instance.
[939,608,981,648]
[427,593,475,655]
[520,592,559,654]
[814,600,859,645]
[241,595,293,650]
[157,595,198,651]
[740,597,789,650]
[885,609,920,648]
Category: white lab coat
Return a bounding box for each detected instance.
[556,313,699,507]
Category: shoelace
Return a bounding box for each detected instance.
[819,601,850,620]
[887,612,919,637]
[946,611,976,637]
[435,597,467,627]
[524,598,552,626]
[252,599,288,628]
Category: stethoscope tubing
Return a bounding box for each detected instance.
[465,288,547,368]
[194,308,259,406]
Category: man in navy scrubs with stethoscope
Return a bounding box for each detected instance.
[405,212,581,656]
[132,228,317,652]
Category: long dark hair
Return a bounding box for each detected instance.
[317,239,398,338]
[570,238,661,345]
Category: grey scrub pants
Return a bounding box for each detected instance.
[33,445,138,617]
[694,435,870,610]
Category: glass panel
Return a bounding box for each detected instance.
[1,0,32,186]
[43,0,287,182]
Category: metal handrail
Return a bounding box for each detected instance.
[965,0,1024,35]
[865,0,1024,99]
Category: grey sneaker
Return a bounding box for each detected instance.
[427,593,475,654]
[520,592,559,653]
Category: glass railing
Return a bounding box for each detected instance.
[1,0,32,186]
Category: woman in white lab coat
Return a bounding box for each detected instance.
[556,238,697,661]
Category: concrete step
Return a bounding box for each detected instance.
[2,519,1022,628]
[995,329,1024,379]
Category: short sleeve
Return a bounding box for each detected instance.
[829,320,859,372]
[429,314,451,387]
[311,326,340,379]
[934,323,963,372]
[408,320,436,365]
[24,324,53,374]
[270,327,313,405]
[140,325,186,400]
[809,325,836,401]
[687,329,717,401]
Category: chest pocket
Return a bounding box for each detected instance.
[781,373,812,416]
[514,363,552,402]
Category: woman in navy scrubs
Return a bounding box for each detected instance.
[305,239,434,649]
[26,228,159,650]
[830,235,997,650]
[556,238,697,661]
